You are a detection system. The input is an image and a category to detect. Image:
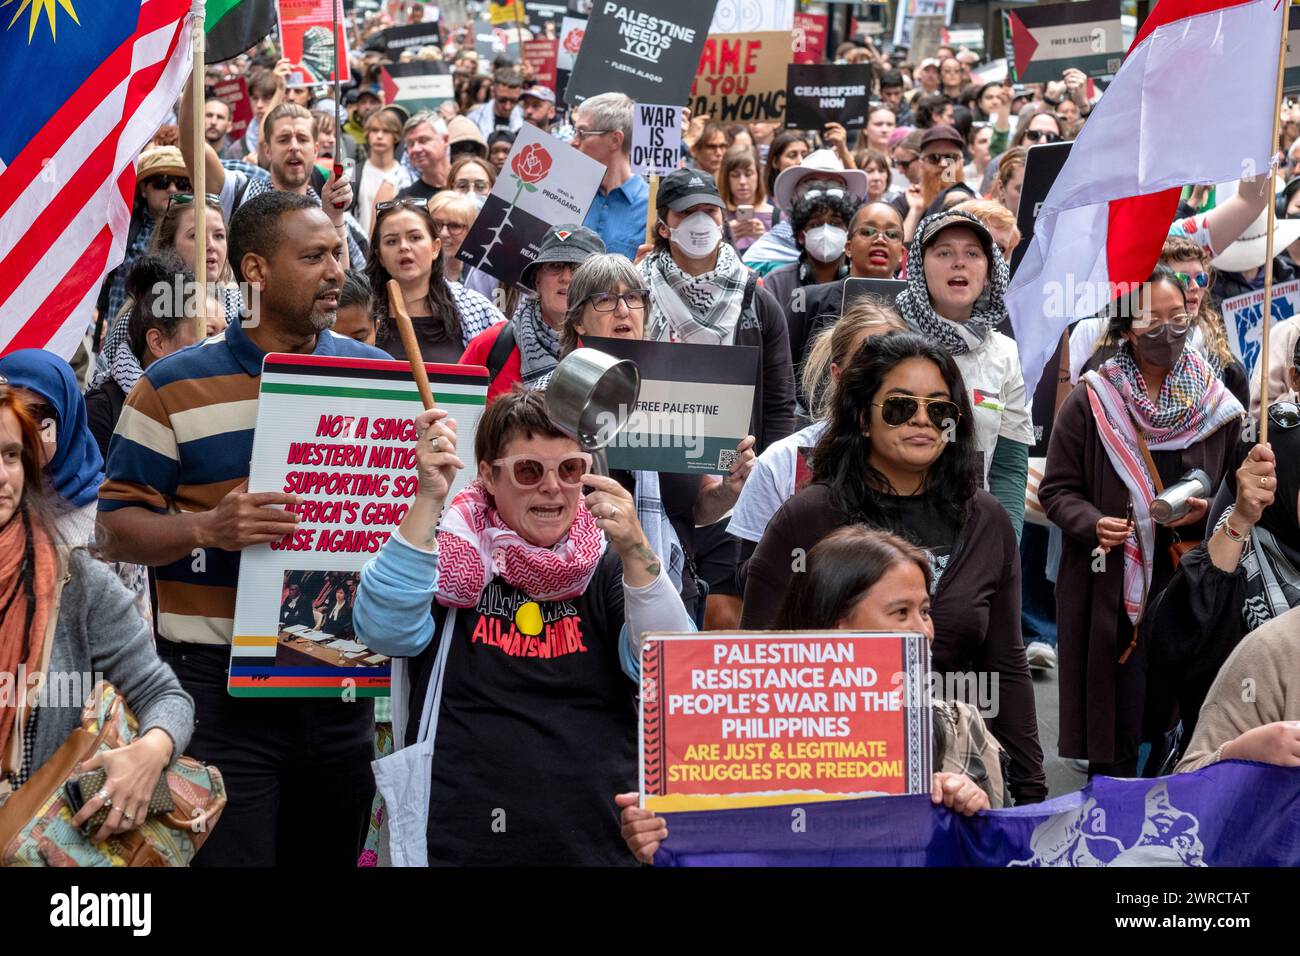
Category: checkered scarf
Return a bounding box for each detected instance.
[640,243,749,345]
[1098,345,1235,441]
[512,295,562,387]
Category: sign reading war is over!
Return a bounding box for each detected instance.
[457,125,605,289]
[785,64,873,131]
[631,103,682,176]
[564,0,719,107]
[1004,0,1123,83]
[229,354,488,698]
[690,32,790,124]
[640,632,933,811]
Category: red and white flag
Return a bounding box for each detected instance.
[1006,0,1286,395]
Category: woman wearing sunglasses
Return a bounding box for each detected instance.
[740,330,1047,805]
[1039,268,1244,778]
[366,198,504,365]
[895,210,1036,539]
[351,389,694,865]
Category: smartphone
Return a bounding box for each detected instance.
[332,157,354,210]
[736,205,754,221]
[64,775,89,815]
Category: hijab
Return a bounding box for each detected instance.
[0,350,104,508]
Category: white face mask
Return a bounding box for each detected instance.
[667,211,722,259]
[804,224,847,263]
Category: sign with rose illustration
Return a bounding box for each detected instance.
[456,124,606,288]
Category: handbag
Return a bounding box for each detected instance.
[0,681,226,867]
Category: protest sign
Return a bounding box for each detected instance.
[631,103,683,176]
[556,14,586,104]
[564,0,718,108]
[489,0,526,24]
[1004,0,1123,83]
[380,62,455,112]
[528,1,569,27]
[842,278,906,315]
[640,632,933,811]
[366,21,444,54]
[277,0,350,86]
[909,15,945,62]
[457,124,605,288]
[689,32,790,125]
[585,337,757,475]
[1285,7,1300,94]
[784,64,873,131]
[212,77,255,143]
[229,354,488,697]
[891,0,954,49]
[708,0,795,33]
[1222,279,1300,380]
[522,37,560,89]
[792,11,829,65]
[473,18,521,60]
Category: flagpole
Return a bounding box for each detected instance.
[192,7,207,343]
[333,0,343,191]
[1260,7,1289,446]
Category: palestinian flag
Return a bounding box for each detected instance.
[381,63,455,113]
[206,0,277,63]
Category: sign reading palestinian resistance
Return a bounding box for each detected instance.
[784,64,873,131]
[380,62,455,112]
[1004,0,1123,83]
[365,21,445,55]
[631,103,683,176]
[564,0,720,108]
[1222,279,1300,381]
[457,124,605,289]
[792,10,829,65]
[585,337,757,475]
[640,632,933,812]
[689,32,790,125]
[522,37,560,90]
[229,355,488,698]
[277,0,351,87]
[212,77,255,143]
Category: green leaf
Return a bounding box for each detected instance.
[524,182,538,192]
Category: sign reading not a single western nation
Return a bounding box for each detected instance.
[229,354,487,698]
[640,632,933,812]
[585,336,757,475]
[689,32,790,125]
[564,0,720,107]
[457,124,605,289]
[631,103,683,176]
[277,0,351,86]
[784,64,873,131]
[1004,0,1123,83]
[380,62,455,113]
[212,77,255,143]
[1222,279,1300,381]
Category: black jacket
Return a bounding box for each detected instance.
[734,277,797,452]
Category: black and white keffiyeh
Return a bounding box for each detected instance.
[639,242,749,345]
[511,295,562,386]
[447,278,505,344]
[894,210,1011,356]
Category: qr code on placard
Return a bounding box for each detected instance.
[718,448,738,471]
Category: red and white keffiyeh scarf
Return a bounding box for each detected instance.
[434,480,606,608]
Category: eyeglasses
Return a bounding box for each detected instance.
[454,179,492,194]
[800,186,847,202]
[164,193,221,215]
[572,128,614,141]
[1269,401,1300,430]
[431,219,468,236]
[540,261,575,276]
[1173,270,1210,289]
[492,452,594,489]
[144,174,192,191]
[1022,129,1061,144]
[892,154,918,168]
[854,225,902,241]
[585,290,650,312]
[922,152,963,166]
[496,95,520,106]
[873,394,961,429]
[376,197,429,213]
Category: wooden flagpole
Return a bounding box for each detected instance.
[192,9,207,342]
[1260,8,1290,446]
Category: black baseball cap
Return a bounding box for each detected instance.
[919,124,965,153]
[657,168,726,213]
[918,210,994,261]
[520,224,606,290]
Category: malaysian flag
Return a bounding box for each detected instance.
[0,0,194,360]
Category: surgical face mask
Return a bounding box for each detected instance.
[667,211,722,259]
[804,224,847,263]
[1133,321,1189,369]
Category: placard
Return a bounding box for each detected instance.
[1004,0,1123,84]
[1285,6,1300,94]
[631,103,682,175]
[689,31,790,125]
[366,21,444,54]
[473,17,521,60]
[708,0,795,33]
[909,14,945,62]
[564,0,719,108]
[456,124,605,288]
[229,355,488,697]
[640,631,933,811]
[556,14,586,104]
[1223,279,1300,380]
[277,0,351,86]
[212,77,255,143]
[792,11,829,65]
[380,62,455,112]
[891,0,954,48]
[784,64,873,131]
[522,37,560,89]
[585,336,757,475]
[489,0,526,25]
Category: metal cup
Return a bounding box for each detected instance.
[1150,468,1212,524]
[544,347,641,452]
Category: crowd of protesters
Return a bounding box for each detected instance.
[8,7,1300,870]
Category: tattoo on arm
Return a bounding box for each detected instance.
[633,544,661,579]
